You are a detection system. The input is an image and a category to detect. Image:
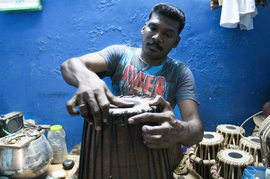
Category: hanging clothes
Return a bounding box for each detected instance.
[220,0,258,30]
[211,0,268,10]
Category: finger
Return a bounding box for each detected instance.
[95,92,110,123]
[105,89,134,107]
[142,124,169,136]
[128,112,168,124]
[84,115,94,125]
[77,91,102,131]
[76,93,93,121]
[79,104,94,125]
[148,95,172,111]
[143,132,163,144]
[87,96,103,131]
[66,96,80,115]
[142,133,169,148]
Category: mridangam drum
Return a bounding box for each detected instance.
[239,136,262,167]
[211,149,254,179]
[193,132,224,178]
[78,96,183,179]
[216,124,245,147]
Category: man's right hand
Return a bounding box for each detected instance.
[61,56,133,131]
[66,75,133,131]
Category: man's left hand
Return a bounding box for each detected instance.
[128,95,186,148]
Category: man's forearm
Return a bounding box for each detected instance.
[177,119,204,146]
[61,57,93,87]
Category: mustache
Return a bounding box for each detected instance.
[147,41,163,51]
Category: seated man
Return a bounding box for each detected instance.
[61,3,204,179]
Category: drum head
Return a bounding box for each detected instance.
[109,97,153,112]
[219,149,254,164]
[217,124,245,134]
[107,96,161,124]
[201,131,224,145]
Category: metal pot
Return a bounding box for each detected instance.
[0,134,53,178]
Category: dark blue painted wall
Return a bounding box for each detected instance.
[1,0,270,152]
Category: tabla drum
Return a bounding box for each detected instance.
[211,149,254,179]
[216,124,245,147]
[239,136,262,167]
[195,131,224,161]
[78,96,182,179]
[193,131,224,179]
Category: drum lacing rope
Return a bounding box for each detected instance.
[99,125,104,179]
[112,114,120,179]
[239,111,263,146]
[124,111,131,179]
[78,121,90,179]
[91,128,97,179]
[210,163,224,179]
[173,151,203,179]
[108,112,113,179]
[129,120,142,179]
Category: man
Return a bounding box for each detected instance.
[263,102,270,119]
[61,3,204,178]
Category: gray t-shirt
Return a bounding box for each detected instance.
[98,45,199,109]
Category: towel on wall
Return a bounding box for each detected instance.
[220,0,258,30]
[211,0,268,10]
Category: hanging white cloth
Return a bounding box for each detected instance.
[220,0,258,30]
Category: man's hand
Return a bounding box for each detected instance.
[128,95,186,148]
[61,56,134,131]
[66,75,133,131]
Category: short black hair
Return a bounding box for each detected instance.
[149,3,186,35]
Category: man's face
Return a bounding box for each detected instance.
[140,12,180,65]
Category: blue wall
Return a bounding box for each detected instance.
[1,0,270,152]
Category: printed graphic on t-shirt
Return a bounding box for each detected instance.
[121,64,167,98]
[108,46,194,108]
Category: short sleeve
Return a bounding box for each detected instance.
[97,45,127,77]
[175,66,200,105]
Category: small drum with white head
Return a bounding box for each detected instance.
[216,124,245,148]
[211,149,254,179]
[239,136,262,166]
[193,131,224,178]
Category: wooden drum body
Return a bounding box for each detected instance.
[212,149,254,179]
[216,124,245,148]
[240,136,262,167]
[194,131,224,178]
[79,96,182,179]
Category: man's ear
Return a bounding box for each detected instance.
[173,36,181,48]
[141,23,147,35]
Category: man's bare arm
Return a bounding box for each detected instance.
[177,99,204,146]
[61,53,133,130]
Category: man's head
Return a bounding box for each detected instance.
[149,3,185,35]
[140,3,185,65]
